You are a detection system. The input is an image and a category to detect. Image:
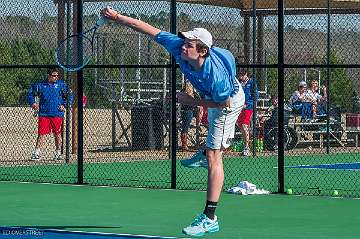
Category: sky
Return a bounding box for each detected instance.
[0,0,240,24]
[0,0,359,32]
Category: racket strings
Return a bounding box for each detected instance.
[56,35,93,71]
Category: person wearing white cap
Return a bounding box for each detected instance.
[101,7,245,237]
[290,82,306,108]
[289,81,312,121]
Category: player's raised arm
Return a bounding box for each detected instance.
[101,7,161,37]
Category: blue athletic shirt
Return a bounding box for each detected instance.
[27,79,74,117]
[154,31,240,103]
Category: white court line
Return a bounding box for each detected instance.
[0,226,190,239]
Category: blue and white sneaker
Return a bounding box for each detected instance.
[180,150,208,168]
[182,214,219,237]
[31,150,40,161]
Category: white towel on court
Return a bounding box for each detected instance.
[227,181,270,195]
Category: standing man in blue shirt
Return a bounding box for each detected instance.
[27,68,73,161]
[236,70,259,156]
[101,7,245,237]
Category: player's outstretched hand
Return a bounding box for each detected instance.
[101,6,119,21]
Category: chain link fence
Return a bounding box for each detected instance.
[0,0,359,197]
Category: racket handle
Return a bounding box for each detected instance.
[96,16,108,28]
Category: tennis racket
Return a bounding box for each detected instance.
[33,85,40,117]
[33,96,39,117]
[55,16,108,72]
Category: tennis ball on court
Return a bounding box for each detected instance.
[286,188,293,195]
[331,190,339,197]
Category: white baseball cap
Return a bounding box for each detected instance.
[299,81,307,87]
[179,28,213,48]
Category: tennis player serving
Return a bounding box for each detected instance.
[101,7,245,237]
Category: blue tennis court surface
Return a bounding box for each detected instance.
[287,162,360,171]
[0,227,182,239]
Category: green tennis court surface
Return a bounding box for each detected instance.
[0,182,359,239]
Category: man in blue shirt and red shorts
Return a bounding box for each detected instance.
[102,7,245,237]
[237,70,259,156]
[27,68,73,161]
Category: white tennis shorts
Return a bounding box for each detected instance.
[206,87,245,150]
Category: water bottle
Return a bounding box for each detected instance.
[238,140,244,152]
[259,138,264,152]
[255,139,260,152]
[232,140,242,152]
[232,143,237,152]
[234,142,239,152]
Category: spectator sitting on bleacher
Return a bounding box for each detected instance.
[305,79,327,121]
[289,81,312,121]
[259,94,278,127]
